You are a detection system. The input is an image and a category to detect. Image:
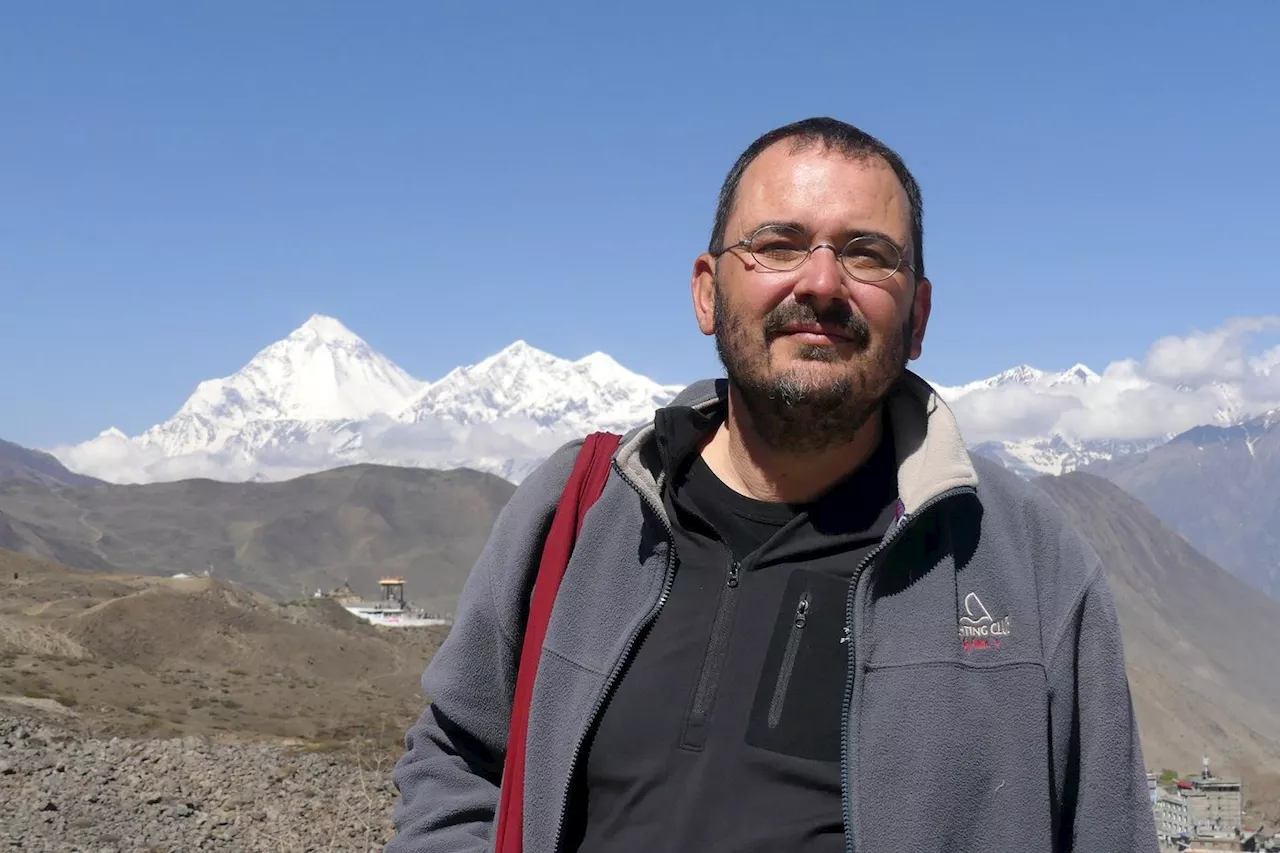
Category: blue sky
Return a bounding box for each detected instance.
[2,0,1277,448]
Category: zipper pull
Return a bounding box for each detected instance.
[794,593,809,628]
[840,625,851,644]
[727,560,740,588]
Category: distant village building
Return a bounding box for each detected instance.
[329,581,361,604]
[1186,777,1244,836]
[1150,757,1251,852]
[316,576,451,628]
[1152,785,1192,846]
[1182,832,1261,852]
[1186,758,1244,836]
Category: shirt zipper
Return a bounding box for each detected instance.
[681,552,741,749]
[840,486,974,853]
[550,459,678,853]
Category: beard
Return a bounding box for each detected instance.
[713,277,910,454]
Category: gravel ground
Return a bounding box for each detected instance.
[0,709,402,852]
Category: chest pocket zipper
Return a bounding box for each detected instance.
[767,589,811,729]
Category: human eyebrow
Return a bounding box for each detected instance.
[729,221,803,242]
[841,229,906,248]
[839,229,915,266]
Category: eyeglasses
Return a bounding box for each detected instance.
[711,224,916,284]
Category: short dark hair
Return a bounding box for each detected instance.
[709,117,925,278]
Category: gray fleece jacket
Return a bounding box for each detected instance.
[387,372,1160,853]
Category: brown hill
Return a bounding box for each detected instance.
[0,548,445,754]
[0,462,516,612]
[0,438,103,488]
[1036,471,1280,823]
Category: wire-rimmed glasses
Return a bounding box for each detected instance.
[712,224,915,284]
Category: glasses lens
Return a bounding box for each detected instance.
[747,226,809,270]
[841,236,902,282]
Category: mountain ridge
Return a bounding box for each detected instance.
[42,314,1280,487]
[51,316,683,486]
[1083,405,1280,597]
[0,461,516,613]
[0,439,103,489]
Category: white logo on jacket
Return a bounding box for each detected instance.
[958,592,1011,649]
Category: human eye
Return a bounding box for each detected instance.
[842,237,899,273]
[748,227,808,264]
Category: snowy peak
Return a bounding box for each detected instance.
[137,315,424,456]
[290,313,368,347]
[465,339,564,376]
[56,319,686,485]
[988,364,1046,387]
[934,362,1102,402]
[407,339,682,434]
[1048,363,1101,386]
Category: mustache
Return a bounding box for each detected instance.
[762,301,871,345]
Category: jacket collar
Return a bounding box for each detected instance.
[615,370,978,517]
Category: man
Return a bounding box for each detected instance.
[387,117,1159,853]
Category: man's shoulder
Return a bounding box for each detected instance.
[513,437,592,502]
[964,451,1106,626]
[968,451,1089,543]
[482,438,596,538]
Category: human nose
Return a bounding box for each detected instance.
[791,244,846,302]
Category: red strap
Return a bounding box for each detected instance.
[494,431,621,853]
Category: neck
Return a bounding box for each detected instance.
[701,385,887,504]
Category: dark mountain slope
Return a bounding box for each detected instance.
[1037,471,1280,820]
[1086,409,1280,598]
[0,463,516,612]
[0,438,103,488]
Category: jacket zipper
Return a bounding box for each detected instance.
[839,487,974,853]
[681,553,741,749]
[767,589,810,729]
[550,459,678,853]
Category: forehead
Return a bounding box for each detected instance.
[729,142,911,242]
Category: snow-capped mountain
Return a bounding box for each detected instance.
[406,340,682,435]
[969,435,1166,480]
[930,364,1118,477]
[47,314,1280,486]
[936,359,1262,478]
[135,315,424,459]
[53,315,684,485]
[932,362,1100,400]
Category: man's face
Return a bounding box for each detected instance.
[692,142,931,451]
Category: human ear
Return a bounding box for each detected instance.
[692,254,717,337]
[908,277,932,360]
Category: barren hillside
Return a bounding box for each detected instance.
[1037,471,1280,824]
[0,549,444,751]
[0,462,516,612]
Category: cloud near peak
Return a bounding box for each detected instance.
[937,315,1280,444]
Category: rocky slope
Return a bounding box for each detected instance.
[0,548,456,851]
[0,707,399,852]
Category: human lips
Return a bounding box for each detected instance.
[777,322,855,343]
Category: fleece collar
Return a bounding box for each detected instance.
[615,370,979,516]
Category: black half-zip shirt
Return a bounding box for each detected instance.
[569,392,900,853]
